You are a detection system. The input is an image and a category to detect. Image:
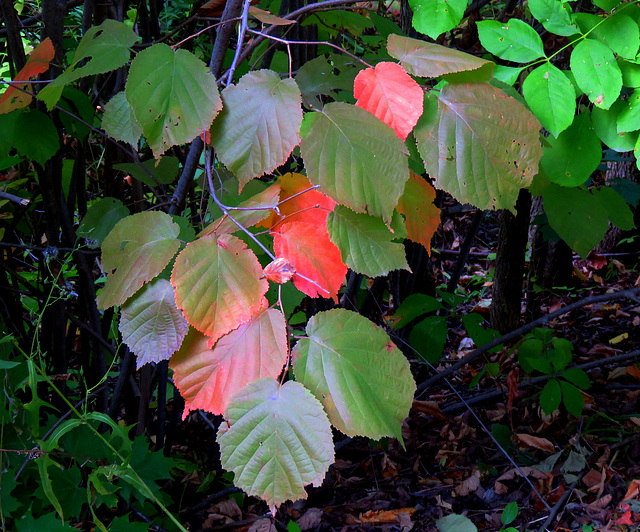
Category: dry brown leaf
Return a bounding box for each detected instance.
[455,469,481,496]
[216,497,242,518]
[592,494,613,508]
[412,400,448,421]
[515,433,555,453]
[627,366,640,382]
[621,479,640,502]
[381,453,399,479]
[297,508,324,531]
[248,518,277,532]
[497,466,548,482]
[360,508,416,523]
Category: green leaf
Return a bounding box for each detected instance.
[522,64,576,138]
[408,0,466,40]
[409,315,448,364]
[619,58,640,88]
[300,102,409,224]
[590,14,639,60]
[210,70,302,187]
[617,88,640,133]
[477,19,545,62]
[97,211,181,309]
[502,501,519,525]
[126,43,222,157]
[326,205,409,277]
[0,471,19,515]
[570,39,622,109]
[592,99,640,151]
[15,512,78,532]
[58,87,95,140]
[295,54,355,110]
[414,85,542,211]
[77,197,129,248]
[102,91,143,147]
[387,35,494,81]
[593,0,621,10]
[391,293,443,329]
[292,309,416,441]
[462,313,502,353]
[560,380,584,416]
[562,368,591,390]
[540,378,562,414]
[594,186,634,230]
[119,278,188,368]
[493,65,524,85]
[113,156,181,187]
[540,112,601,187]
[528,0,576,36]
[218,379,334,513]
[436,514,478,532]
[38,20,138,108]
[9,109,60,165]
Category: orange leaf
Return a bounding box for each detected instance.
[272,221,346,302]
[396,172,440,254]
[515,433,555,453]
[0,38,55,114]
[359,508,416,523]
[263,257,296,284]
[354,62,423,140]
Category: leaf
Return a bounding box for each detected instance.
[436,514,478,532]
[408,0,467,40]
[0,38,54,114]
[295,54,358,110]
[562,368,590,390]
[218,379,334,513]
[263,258,296,284]
[540,111,601,187]
[414,85,542,211]
[527,0,576,36]
[38,20,138,108]
[409,315,448,363]
[171,234,269,346]
[170,309,288,416]
[272,221,347,301]
[590,13,640,60]
[249,6,296,25]
[299,102,409,223]
[390,293,443,329]
[210,70,302,187]
[595,186,634,230]
[327,205,409,277]
[387,35,494,80]
[113,156,181,187]
[126,43,222,157]
[101,91,143,147]
[396,172,440,254]
[10,109,60,165]
[522,63,576,138]
[560,380,584,416]
[540,378,562,414]
[292,308,416,441]
[354,62,423,140]
[617,88,640,133]
[592,99,640,152]
[570,39,622,109]
[119,279,188,368]
[97,211,181,309]
[477,19,546,63]
[502,501,519,525]
[77,197,129,248]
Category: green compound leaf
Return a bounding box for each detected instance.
[528,0,576,36]
[387,34,494,80]
[300,102,409,224]
[126,43,222,158]
[592,98,640,151]
[102,91,143,147]
[210,70,302,188]
[540,112,601,187]
[292,309,416,441]
[570,39,622,110]
[171,234,269,346]
[38,20,138,109]
[617,88,640,133]
[562,368,591,390]
[119,279,188,368]
[407,0,467,40]
[97,212,181,309]
[590,13,639,60]
[218,379,334,513]
[477,19,546,63]
[540,378,562,415]
[326,205,409,277]
[414,84,542,211]
[77,197,129,249]
[522,64,576,138]
[560,380,584,416]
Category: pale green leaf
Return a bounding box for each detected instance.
[619,57,640,87]
[126,43,222,157]
[408,0,467,39]
[218,379,334,513]
[570,39,622,109]
[210,70,302,188]
[102,91,143,147]
[528,0,577,36]
[436,514,478,532]
[326,205,409,277]
[299,102,409,223]
[618,88,640,133]
[119,279,188,368]
[590,13,639,60]
[477,19,545,63]
[77,197,129,248]
[522,64,576,137]
[292,309,416,441]
[97,212,181,309]
[414,85,542,211]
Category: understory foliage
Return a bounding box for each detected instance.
[0,0,639,527]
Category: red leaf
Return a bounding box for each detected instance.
[354,62,423,141]
[396,172,440,254]
[0,38,55,114]
[263,257,296,284]
[272,221,347,302]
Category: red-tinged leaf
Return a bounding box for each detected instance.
[258,173,336,229]
[170,309,288,416]
[272,221,347,301]
[171,234,269,346]
[263,258,296,284]
[0,38,55,114]
[354,62,423,141]
[249,6,296,25]
[396,172,440,254]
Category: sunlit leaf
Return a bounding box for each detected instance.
[171,309,287,416]
[120,279,188,368]
[218,379,334,513]
[210,70,302,188]
[101,91,143,147]
[528,0,576,36]
[126,43,222,157]
[617,88,640,133]
[292,309,416,441]
[477,19,545,63]
[171,234,269,346]
[414,85,542,211]
[97,212,181,309]
[408,0,466,39]
[570,39,622,110]
[396,172,440,254]
[590,13,639,60]
[300,102,409,223]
